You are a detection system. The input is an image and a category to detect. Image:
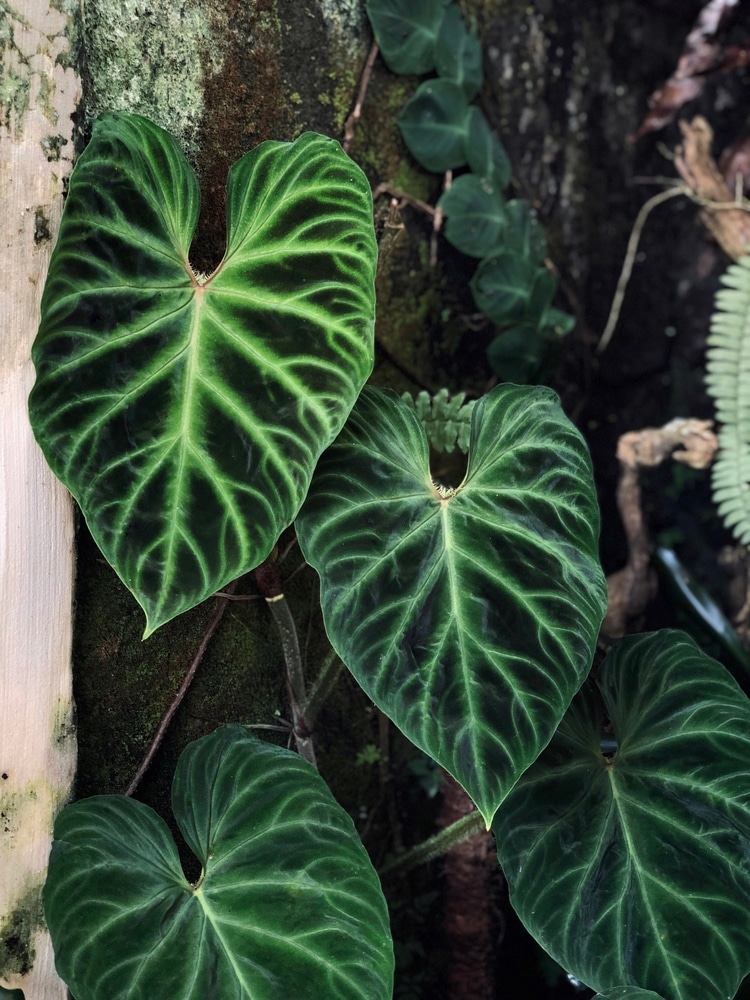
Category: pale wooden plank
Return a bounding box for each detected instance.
[0,1,79,996]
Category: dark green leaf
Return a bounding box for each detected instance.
[654,546,750,681]
[296,385,607,824]
[505,199,547,263]
[43,726,393,1000]
[541,305,576,337]
[29,112,376,636]
[470,251,535,324]
[398,79,470,172]
[593,990,666,1000]
[525,267,557,327]
[365,0,449,75]
[438,173,506,257]
[435,5,483,100]
[487,326,545,383]
[493,630,750,1000]
[0,988,25,999]
[464,106,511,190]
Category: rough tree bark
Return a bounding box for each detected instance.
[0,1,79,996]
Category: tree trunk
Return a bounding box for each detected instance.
[0,1,79,995]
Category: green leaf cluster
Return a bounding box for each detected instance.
[28,114,750,1000]
[365,0,575,382]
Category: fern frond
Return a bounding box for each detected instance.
[401,388,476,454]
[706,254,750,545]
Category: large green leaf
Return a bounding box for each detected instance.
[296,384,607,825]
[43,726,393,1000]
[398,79,470,172]
[365,0,449,75]
[28,113,376,636]
[493,630,750,1000]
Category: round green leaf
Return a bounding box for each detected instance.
[296,384,607,825]
[28,112,376,636]
[365,0,449,75]
[398,79,470,173]
[435,4,483,100]
[493,630,750,1000]
[486,326,545,383]
[438,173,507,258]
[43,726,393,1000]
[464,106,511,190]
[470,250,535,324]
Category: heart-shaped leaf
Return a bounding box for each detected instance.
[435,4,483,100]
[493,630,750,1000]
[296,384,607,824]
[438,173,507,258]
[470,250,535,324]
[365,0,449,75]
[29,112,376,636]
[398,79,470,172]
[43,726,394,1000]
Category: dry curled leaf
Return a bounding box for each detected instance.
[635,0,741,138]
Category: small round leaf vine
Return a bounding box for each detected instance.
[365,0,575,383]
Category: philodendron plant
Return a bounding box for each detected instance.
[26,113,750,1000]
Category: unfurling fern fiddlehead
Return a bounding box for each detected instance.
[707,255,750,544]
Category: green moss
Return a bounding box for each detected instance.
[0,885,44,979]
[81,0,223,158]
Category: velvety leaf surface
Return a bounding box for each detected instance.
[365,0,449,74]
[398,79,470,172]
[493,630,750,1000]
[29,112,376,635]
[593,991,666,1000]
[43,726,393,1000]
[438,173,506,258]
[296,385,607,824]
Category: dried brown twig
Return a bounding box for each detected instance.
[604,419,718,637]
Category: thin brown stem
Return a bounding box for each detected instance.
[343,40,379,153]
[123,582,237,797]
